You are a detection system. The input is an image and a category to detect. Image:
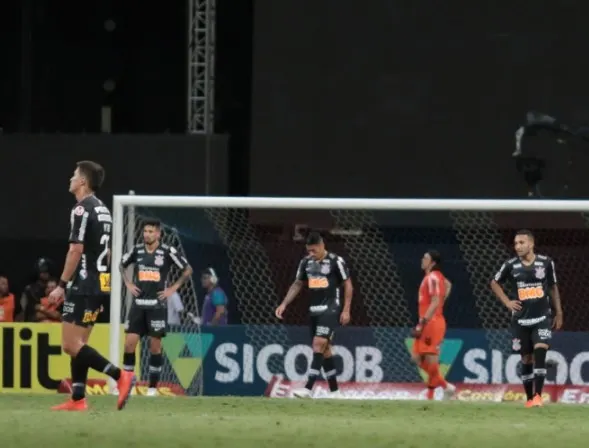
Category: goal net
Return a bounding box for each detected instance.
[109,196,589,395]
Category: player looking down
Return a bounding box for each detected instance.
[120,219,192,396]
[275,232,353,398]
[491,229,563,408]
[50,161,135,411]
[411,250,456,400]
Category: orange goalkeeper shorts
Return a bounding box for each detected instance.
[413,317,446,356]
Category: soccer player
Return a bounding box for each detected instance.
[120,219,193,396]
[275,232,353,398]
[490,229,563,407]
[411,250,456,400]
[50,161,136,411]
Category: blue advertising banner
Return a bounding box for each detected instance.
[141,326,589,396]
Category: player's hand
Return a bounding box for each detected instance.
[48,286,64,304]
[553,312,563,330]
[340,310,351,326]
[275,303,287,320]
[126,282,141,297]
[506,301,522,312]
[157,288,175,300]
[411,318,426,339]
[411,324,423,339]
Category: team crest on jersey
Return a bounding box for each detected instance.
[535,266,545,279]
[74,205,85,216]
[154,255,164,266]
[320,264,331,274]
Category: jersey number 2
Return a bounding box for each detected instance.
[97,234,110,272]
[97,234,111,292]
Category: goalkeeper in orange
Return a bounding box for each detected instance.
[411,250,456,400]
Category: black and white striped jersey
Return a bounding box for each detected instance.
[494,254,557,325]
[296,252,350,316]
[121,243,188,306]
[68,195,112,296]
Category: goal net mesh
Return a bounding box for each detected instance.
[118,204,589,395]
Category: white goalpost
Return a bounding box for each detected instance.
[108,195,589,393]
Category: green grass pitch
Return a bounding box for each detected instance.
[2,394,588,447]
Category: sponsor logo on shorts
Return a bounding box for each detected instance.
[82,310,99,324]
[150,320,166,331]
[315,326,330,336]
[62,302,74,314]
[538,328,552,340]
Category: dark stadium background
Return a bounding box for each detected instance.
[1,0,589,331]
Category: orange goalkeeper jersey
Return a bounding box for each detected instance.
[418,270,446,319]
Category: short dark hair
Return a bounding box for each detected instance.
[77,160,105,191]
[143,218,162,229]
[515,229,535,240]
[427,249,442,269]
[306,231,323,245]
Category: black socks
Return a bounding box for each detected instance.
[305,352,324,390]
[323,356,339,392]
[75,344,121,381]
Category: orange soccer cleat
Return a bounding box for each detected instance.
[116,370,137,410]
[531,394,544,407]
[525,399,535,408]
[51,398,89,411]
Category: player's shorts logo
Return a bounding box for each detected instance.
[82,310,100,324]
[315,326,330,336]
[150,320,166,331]
[538,328,552,340]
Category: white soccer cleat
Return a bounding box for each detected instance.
[443,383,456,400]
[146,388,158,397]
[292,388,312,399]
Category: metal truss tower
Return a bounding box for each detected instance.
[187,0,216,134]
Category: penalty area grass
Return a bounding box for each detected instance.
[1,394,588,448]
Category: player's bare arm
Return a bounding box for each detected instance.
[340,278,353,325]
[412,294,440,339]
[444,279,452,299]
[550,284,563,330]
[158,265,193,299]
[490,279,521,312]
[275,279,303,319]
[49,243,83,303]
[120,262,141,297]
[211,303,226,325]
[423,295,440,322]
